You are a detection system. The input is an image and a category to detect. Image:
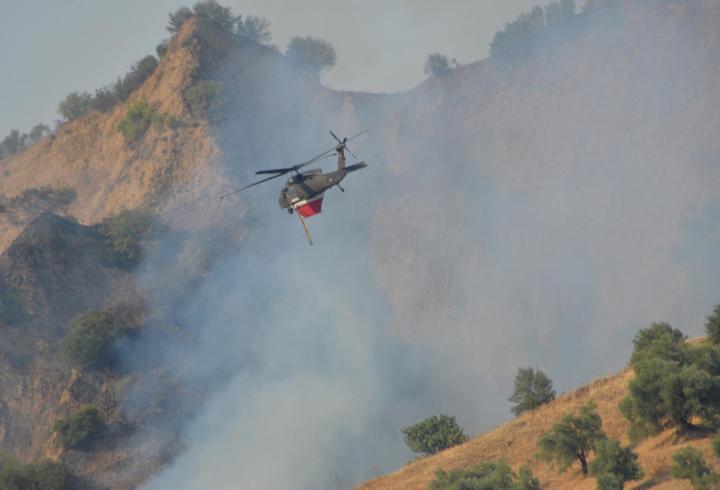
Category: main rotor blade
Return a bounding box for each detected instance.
[329,130,343,145]
[256,168,293,175]
[346,129,369,142]
[219,172,286,200]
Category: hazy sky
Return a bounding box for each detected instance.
[0,0,546,137]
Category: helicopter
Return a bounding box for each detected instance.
[220,130,369,244]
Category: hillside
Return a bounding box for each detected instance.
[358,364,720,489]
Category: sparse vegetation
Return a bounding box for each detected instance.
[237,15,272,44]
[0,124,51,159]
[99,207,164,268]
[402,415,468,456]
[58,92,95,121]
[0,186,77,225]
[0,288,25,326]
[61,304,143,368]
[509,367,556,416]
[53,406,104,449]
[430,460,540,490]
[184,80,225,121]
[670,446,718,490]
[286,36,337,73]
[536,402,605,475]
[0,455,76,489]
[423,53,458,77]
[167,1,271,45]
[588,438,643,489]
[117,99,167,142]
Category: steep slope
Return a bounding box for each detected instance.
[358,365,718,489]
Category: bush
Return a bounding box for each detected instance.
[0,288,25,326]
[156,39,170,58]
[705,305,720,344]
[423,53,457,77]
[670,447,718,490]
[117,99,166,142]
[536,402,604,475]
[0,456,75,490]
[114,56,158,102]
[99,208,164,268]
[402,415,468,456]
[58,92,94,121]
[429,460,540,490]
[286,36,337,73]
[508,367,556,416]
[61,308,129,368]
[53,406,103,449]
[184,80,225,120]
[589,438,643,489]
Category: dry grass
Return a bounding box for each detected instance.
[356,367,719,490]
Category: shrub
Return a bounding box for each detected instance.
[184,80,225,120]
[402,415,468,456]
[0,456,75,489]
[237,16,272,44]
[99,208,164,268]
[115,56,158,102]
[423,53,457,77]
[91,87,117,112]
[286,36,337,73]
[430,460,539,490]
[156,39,170,58]
[117,99,165,142]
[508,367,556,416]
[0,288,25,326]
[62,309,127,368]
[536,402,604,475]
[58,92,94,121]
[670,447,718,490]
[589,438,643,489]
[53,406,103,449]
[705,304,720,344]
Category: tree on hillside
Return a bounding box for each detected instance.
[536,402,605,475]
[671,447,718,490]
[705,304,720,344]
[58,91,94,121]
[114,55,159,102]
[237,15,272,44]
[423,53,457,77]
[167,6,193,33]
[0,456,75,490]
[508,367,556,416]
[489,6,545,60]
[402,415,468,456]
[0,129,27,157]
[589,438,643,489]
[630,321,687,366]
[99,207,165,268]
[192,0,238,33]
[53,406,104,449]
[544,0,576,26]
[28,123,50,142]
[286,36,337,73]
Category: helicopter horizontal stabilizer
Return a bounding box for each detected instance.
[344,161,367,173]
[294,195,324,218]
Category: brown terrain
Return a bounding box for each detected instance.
[0,0,719,488]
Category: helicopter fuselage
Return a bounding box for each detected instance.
[278,163,366,210]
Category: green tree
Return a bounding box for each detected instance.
[99,207,164,268]
[58,92,94,121]
[286,36,337,73]
[423,53,457,77]
[402,415,468,456]
[192,0,238,33]
[589,438,643,489]
[630,322,687,366]
[536,402,605,475]
[1,129,28,156]
[429,460,539,490]
[117,99,165,142]
[490,6,545,60]
[544,0,576,26]
[705,304,720,344]
[670,447,718,490]
[167,6,193,33]
[509,367,556,416]
[237,15,272,44]
[114,55,159,102]
[53,406,103,449]
[28,123,50,143]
